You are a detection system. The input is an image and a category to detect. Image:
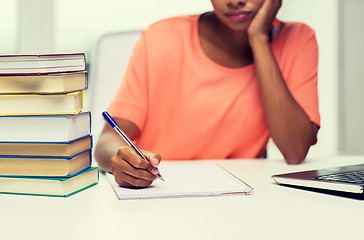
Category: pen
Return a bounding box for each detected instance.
[102,111,164,181]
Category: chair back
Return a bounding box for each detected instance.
[88,30,141,144]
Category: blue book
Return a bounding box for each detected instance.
[0,150,91,177]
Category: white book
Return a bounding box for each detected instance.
[106,163,253,200]
[0,112,91,142]
[0,53,86,75]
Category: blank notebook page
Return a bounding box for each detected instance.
[106,163,252,200]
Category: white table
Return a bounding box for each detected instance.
[1,156,364,240]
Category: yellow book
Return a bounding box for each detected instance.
[0,91,83,115]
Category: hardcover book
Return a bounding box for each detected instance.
[0,167,99,197]
[0,112,91,142]
[0,91,83,115]
[0,135,92,157]
[0,71,88,94]
[0,149,91,177]
[0,53,86,75]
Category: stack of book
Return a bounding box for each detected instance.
[0,53,98,197]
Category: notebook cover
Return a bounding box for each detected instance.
[107,163,253,200]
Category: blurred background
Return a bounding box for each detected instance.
[1,0,363,159]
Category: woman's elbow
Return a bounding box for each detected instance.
[285,155,306,164]
[282,145,310,164]
[282,126,318,164]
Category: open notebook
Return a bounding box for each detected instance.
[106,163,252,200]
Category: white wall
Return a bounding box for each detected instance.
[55,0,213,55]
[19,0,54,53]
[0,0,17,54]
[338,0,364,155]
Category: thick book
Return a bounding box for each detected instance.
[0,167,99,197]
[0,71,88,94]
[0,53,86,75]
[0,149,91,177]
[0,112,90,142]
[0,91,83,116]
[0,135,92,157]
[107,163,253,200]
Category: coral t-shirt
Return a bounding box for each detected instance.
[107,14,320,160]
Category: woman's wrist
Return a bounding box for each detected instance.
[248,32,270,49]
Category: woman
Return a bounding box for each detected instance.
[95,0,320,188]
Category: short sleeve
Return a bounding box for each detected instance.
[107,31,149,130]
[277,23,321,127]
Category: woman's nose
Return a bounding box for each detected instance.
[227,0,247,9]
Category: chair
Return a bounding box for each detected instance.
[88,30,141,145]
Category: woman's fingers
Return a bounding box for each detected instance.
[110,146,160,187]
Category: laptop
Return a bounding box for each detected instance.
[272,163,364,195]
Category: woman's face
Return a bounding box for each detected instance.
[210,0,265,31]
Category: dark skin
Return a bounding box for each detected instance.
[199,12,254,68]
[95,0,319,188]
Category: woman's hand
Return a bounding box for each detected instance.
[248,0,282,39]
[248,0,318,164]
[111,146,162,188]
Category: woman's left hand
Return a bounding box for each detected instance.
[247,0,282,39]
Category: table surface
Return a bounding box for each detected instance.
[1,156,364,240]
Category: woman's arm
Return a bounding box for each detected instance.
[94,118,138,172]
[248,0,319,164]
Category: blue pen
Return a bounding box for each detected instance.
[102,111,164,181]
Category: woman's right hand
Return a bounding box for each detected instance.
[110,146,162,188]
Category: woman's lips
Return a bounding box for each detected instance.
[225,11,252,22]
